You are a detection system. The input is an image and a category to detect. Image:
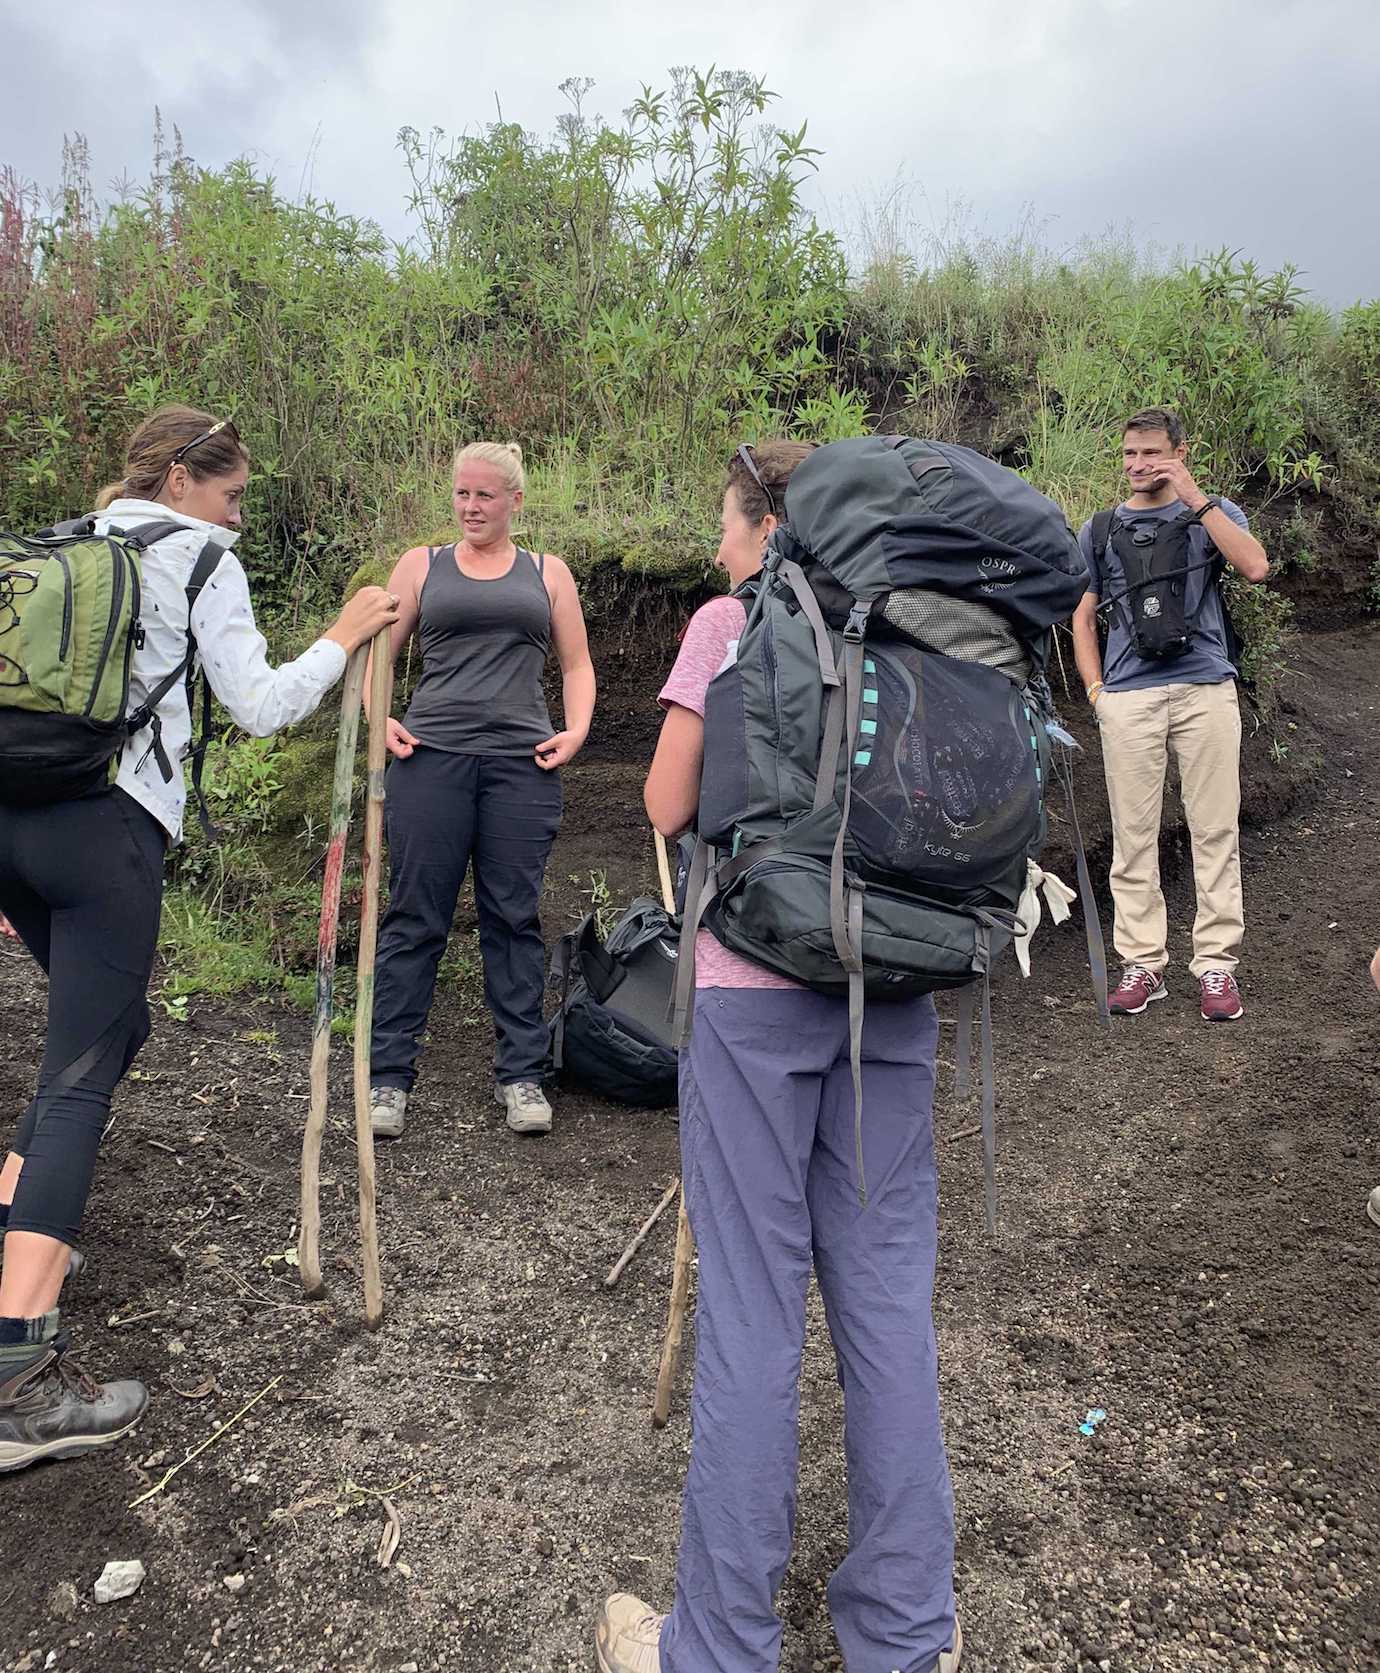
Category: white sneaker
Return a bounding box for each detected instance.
[594,1593,664,1673]
[369,1086,407,1139]
[494,1081,552,1135]
[1367,1186,1380,1229]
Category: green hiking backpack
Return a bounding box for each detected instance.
[0,517,224,813]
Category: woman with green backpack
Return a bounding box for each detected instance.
[0,404,397,1472]
[594,440,962,1673]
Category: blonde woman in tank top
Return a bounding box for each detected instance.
[367,443,595,1140]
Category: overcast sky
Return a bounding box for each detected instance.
[3,0,1376,307]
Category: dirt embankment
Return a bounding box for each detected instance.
[1,614,1377,1673]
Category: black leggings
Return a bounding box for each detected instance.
[0,790,165,1244]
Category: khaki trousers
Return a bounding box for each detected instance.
[1096,680,1244,976]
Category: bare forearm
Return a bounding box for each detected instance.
[1071,614,1103,694]
[560,659,596,741]
[1203,508,1269,582]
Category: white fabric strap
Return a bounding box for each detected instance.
[1013,860,1078,977]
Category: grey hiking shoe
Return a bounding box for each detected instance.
[1367,1185,1380,1228]
[0,1334,147,1473]
[495,1080,552,1135]
[369,1085,407,1139]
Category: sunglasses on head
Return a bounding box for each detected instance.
[735,443,780,522]
[171,417,235,465]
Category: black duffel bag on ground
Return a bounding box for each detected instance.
[549,897,679,1109]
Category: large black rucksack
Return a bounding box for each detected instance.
[674,435,1103,1224]
[549,897,679,1108]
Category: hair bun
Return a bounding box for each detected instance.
[504,442,524,463]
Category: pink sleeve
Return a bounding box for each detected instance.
[657,597,748,719]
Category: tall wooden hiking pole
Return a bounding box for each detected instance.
[299,646,369,1300]
[354,629,393,1331]
[651,827,695,1428]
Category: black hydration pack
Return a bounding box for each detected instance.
[549,897,679,1108]
[1091,502,1226,663]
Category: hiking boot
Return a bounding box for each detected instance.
[942,1617,964,1671]
[1109,965,1167,1015]
[369,1085,407,1139]
[594,1593,665,1673]
[495,1081,552,1136]
[1367,1186,1380,1229]
[1199,970,1244,1021]
[0,1334,147,1473]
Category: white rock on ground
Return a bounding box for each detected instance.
[93,1560,146,1604]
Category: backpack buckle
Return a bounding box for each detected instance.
[843,603,870,643]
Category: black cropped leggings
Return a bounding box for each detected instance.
[0,789,164,1245]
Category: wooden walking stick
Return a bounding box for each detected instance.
[354,628,393,1331]
[652,1195,693,1429]
[650,826,696,1427]
[299,646,369,1300]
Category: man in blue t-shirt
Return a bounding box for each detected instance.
[1071,408,1271,1021]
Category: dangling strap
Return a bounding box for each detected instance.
[777,558,841,688]
[828,609,872,1205]
[954,981,975,1099]
[1055,746,1110,1023]
[979,958,998,1235]
[670,837,716,1048]
[550,931,575,1071]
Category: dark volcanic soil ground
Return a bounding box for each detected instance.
[2,625,1378,1673]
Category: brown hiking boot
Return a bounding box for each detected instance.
[1199,970,1244,1021]
[594,1593,665,1673]
[1109,965,1167,1015]
[0,1335,147,1473]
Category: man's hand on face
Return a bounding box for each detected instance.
[1145,456,1209,513]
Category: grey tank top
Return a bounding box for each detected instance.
[402,545,554,755]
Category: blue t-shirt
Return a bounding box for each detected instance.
[1078,497,1249,691]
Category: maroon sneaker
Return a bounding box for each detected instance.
[1108,965,1168,1015]
[1199,970,1244,1021]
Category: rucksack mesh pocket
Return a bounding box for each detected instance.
[878,586,1032,683]
[848,645,1042,891]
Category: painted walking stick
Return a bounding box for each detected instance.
[299,645,369,1300]
[651,827,696,1426]
[354,628,393,1330]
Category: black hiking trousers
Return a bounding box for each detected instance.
[0,789,165,1245]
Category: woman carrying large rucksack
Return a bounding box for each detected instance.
[594,440,962,1673]
[365,442,595,1142]
[0,405,398,1472]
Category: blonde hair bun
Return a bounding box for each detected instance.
[452,440,525,495]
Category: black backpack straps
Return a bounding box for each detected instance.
[115,519,192,550]
[183,538,227,840]
[124,537,227,811]
[1089,509,1116,572]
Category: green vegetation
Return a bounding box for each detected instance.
[3,71,1377,1003]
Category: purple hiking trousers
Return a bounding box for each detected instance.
[660,987,956,1673]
